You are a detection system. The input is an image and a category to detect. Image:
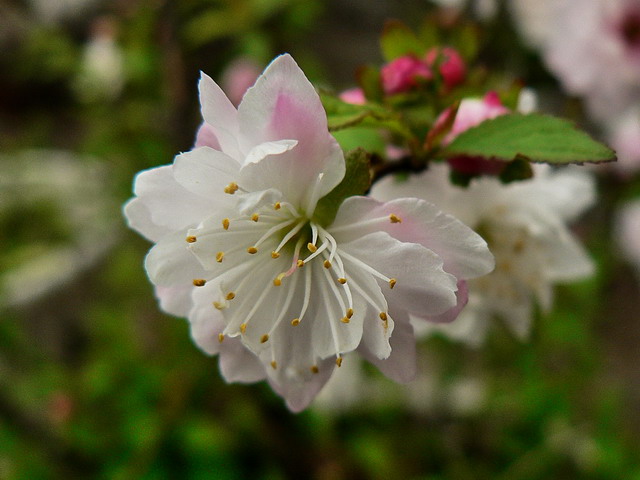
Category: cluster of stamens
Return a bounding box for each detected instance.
[186,182,404,375]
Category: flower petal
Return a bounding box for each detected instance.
[155,285,193,317]
[145,230,207,286]
[358,310,417,383]
[199,72,242,159]
[331,196,494,280]
[339,231,458,317]
[173,147,241,202]
[123,197,170,242]
[128,165,215,234]
[237,54,345,211]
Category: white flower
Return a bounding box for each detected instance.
[616,199,640,280]
[124,54,494,411]
[539,0,640,121]
[372,164,596,346]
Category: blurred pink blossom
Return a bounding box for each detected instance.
[381,55,432,95]
[425,47,466,90]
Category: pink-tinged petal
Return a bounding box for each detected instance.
[123,198,171,242]
[358,310,417,383]
[422,280,469,324]
[173,147,241,202]
[144,230,207,287]
[381,56,432,95]
[339,87,366,105]
[237,54,345,211]
[219,339,267,383]
[340,231,458,317]
[155,285,193,317]
[128,165,214,233]
[199,72,242,159]
[267,357,335,413]
[194,122,221,149]
[331,196,495,280]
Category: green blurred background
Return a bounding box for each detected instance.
[1,0,639,478]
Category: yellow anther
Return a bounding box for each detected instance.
[307,243,317,253]
[389,278,397,289]
[213,301,224,310]
[323,260,332,269]
[338,277,347,284]
[274,202,281,210]
[297,259,305,268]
[336,357,343,367]
[224,182,239,194]
[270,361,277,369]
[186,235,197,243]
[310,365,319,374]
[222,218,230,230]
[346,308,354,319]
[260,334,269,343]
[291,318,300,326]
[251,213,259,222]
[216,251,224,263]
[247,246,258,254]
[226,292,235,300]
[218,333,225,343]
[240,323,247,334]
[273,273,286,286]
[271,251,280,259]
[341,317,350,324]
[389,213,402,224]
[193,279,206,287]
[379,312,388,321]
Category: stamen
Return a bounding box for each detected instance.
[347,308,354,318]
[193,279,206,287]
[271,251,280,259]
[213,301,224,310]
[222,218,230,230]
[273,273,286,286]
[186,235,197,243]
[323,260,332,269]
[247,246,258,254]
[310,365,319,374]
[240,323,247,334]
[379,312,388,321]
[271,361,277,369]
[272,220,305,253]
[251,213,259,222]
[274,202,281,210]
[226,292,236,300]
[297,259,304,268]
[336,357,343,367]
[254,218,298,249]
[260,334,269,343]
[294,263,313,325]
[389,278,397,289]
[338,277,347,284]
[389,213,402,223]
[218,333,225,343]
[291,318,300,326]
[224,182,239,194]
[307,242,317,253]
[340,317,350,324]
[216,251,224,263]
[339,250,393,284]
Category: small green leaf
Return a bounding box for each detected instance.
[314,148,372,226]
[441,114,616,165]
[380,20,426,61]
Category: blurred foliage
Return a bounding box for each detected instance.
[1,0,640,479]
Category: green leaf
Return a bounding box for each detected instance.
[314,148,371,226]
[380,20,425,61]
[441,114,616,165]
[356,65,383,102]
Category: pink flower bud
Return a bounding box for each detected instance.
[426,47,466,90]
[380,55,433,95]
[434,92,510,176]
